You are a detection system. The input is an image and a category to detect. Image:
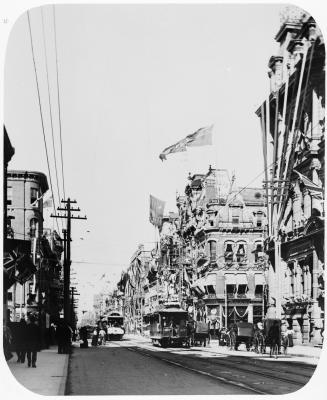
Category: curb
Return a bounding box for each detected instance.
[58,352,70,395]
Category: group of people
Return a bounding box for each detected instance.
[4,315,40,368]
[3,314,74,369]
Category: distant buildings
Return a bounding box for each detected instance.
[117,167,268,335]
[256,8,324,345]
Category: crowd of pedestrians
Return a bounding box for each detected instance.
[3,314,74,368]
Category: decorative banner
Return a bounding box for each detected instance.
[149,194,166,227]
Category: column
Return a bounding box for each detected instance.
[248,304,253,323]
[219,304,223,329]
[303,265,308,297]
[292,182,303,229]
[311,248,322,344]
[303,189,312,220]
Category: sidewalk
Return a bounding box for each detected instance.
[5,346,69,396]
[127,334,323,364]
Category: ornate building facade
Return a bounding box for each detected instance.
[256,8,324,345]
[179,168,267,328]
[117,167,268,334]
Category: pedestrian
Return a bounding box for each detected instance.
[79,326,88,348]
[25,314,40,368]
[91,328,98,346]
[56,319,72,354]
[286,325,294,347]
[3,324,13,361]
[16,318,27,363]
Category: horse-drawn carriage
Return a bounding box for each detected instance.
[187,321,210,347]
[219,322,254,350]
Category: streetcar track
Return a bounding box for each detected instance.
[125,345,266,395]
[126,340,315,381]
[113,341,313,394]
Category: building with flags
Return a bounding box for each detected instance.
[177,167,267,329]
[117,167,267,335]
[256,7,324,345]
[4,168,64,348]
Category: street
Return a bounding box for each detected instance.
[66,336,317,395]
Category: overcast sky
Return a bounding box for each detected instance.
[4,3,284,312]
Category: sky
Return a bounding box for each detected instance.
[4,3,284,314]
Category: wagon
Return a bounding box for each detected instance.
[190,321,210,347]
[234,321,254,351]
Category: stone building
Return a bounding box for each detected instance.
[256,7,324,345]
[118,167,267,334]
[179,168,267,328]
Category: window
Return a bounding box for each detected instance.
[232,208,240,225]
[256,212,263,227]
[236,243,246,263]
[209,241,216,262]
[224,242,234,262]
[7,186,13,205]
[30,218,39,238]
[7,292,12,301]
[30,188,38,205]
[205,285,216,295]
[254,241,264,262]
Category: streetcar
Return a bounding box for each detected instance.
[107,312,125,340]
[149,301,189,348]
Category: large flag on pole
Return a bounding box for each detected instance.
[159,125,214,161]
[149,195,165,227]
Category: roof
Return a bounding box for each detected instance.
[8,170,49,193]
[236,187,265,205]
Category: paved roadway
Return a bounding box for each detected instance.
[66,336,317,396]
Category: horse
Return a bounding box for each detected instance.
[226,325,237,350]
[267,322,281,359]
[253,329,265,354]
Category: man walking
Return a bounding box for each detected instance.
[25,314,40,368]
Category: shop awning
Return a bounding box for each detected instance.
[254,273,266,286]
[236,274,248,286]
[224,274,236,285]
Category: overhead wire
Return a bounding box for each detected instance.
[53,5,66,201]
[40,7,63,231]
[27,10,60,234]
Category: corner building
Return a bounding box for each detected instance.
[178,168,267,328]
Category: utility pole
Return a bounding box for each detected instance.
[51,198,86,325]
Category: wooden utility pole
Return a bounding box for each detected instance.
[51,198,86,325]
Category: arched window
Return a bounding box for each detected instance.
[224,241,234,262]
[254,240,264,262]
[236,241,247,263]
[208,241,217,262]
[30,218,39,238]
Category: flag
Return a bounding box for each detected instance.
[149,194,165,227]
[159,125,213,161]
[43,195,53,208]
